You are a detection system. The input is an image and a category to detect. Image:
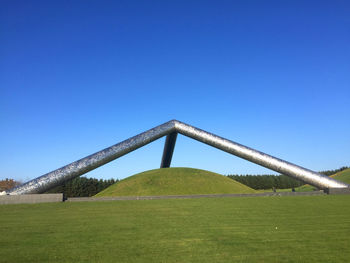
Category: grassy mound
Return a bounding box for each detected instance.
[293,168,350,192]
[330,168,350,184]
[95,167,255,197]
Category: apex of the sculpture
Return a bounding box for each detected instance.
[167,119,180,126]
[161,119,182,131]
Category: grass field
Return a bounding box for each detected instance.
[96,167,255,196]
[1,195,350,263]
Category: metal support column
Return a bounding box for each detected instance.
[160,132,178,168]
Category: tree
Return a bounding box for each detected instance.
[0,178,21,191]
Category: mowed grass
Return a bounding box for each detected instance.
[1,195,350,263]
[96,167,255,197]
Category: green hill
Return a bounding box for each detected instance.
[293,168,350,192]
[95,167,256,197]
[330,168,350,184]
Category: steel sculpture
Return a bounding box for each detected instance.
[5,120,349,195]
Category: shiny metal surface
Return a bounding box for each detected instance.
[160,132,177,168]
[7,120,349,195]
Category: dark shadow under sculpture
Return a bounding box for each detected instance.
[5,120,349,195]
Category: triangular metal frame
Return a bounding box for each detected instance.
[6,120,349,195]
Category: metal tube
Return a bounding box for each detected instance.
[160,132,178,168]
[174,120,349,189]
[7,121,176,195]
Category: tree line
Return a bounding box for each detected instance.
[1,177,117,197]
[227,166,348,190]
[46,177,118,197]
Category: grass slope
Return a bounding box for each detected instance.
[292,168,350,192]
[96,167,255,197]
[1,195,350,263]
[330,168,350,184]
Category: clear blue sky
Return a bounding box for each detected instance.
[1,0,349,182]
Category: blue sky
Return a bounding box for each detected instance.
[1,0,349,182]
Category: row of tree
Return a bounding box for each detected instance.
[0,177,117,197]
[46,177,118,197]
[227,166,348,190]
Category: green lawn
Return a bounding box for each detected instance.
[96,167,255,197]
[1,195,350,262]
